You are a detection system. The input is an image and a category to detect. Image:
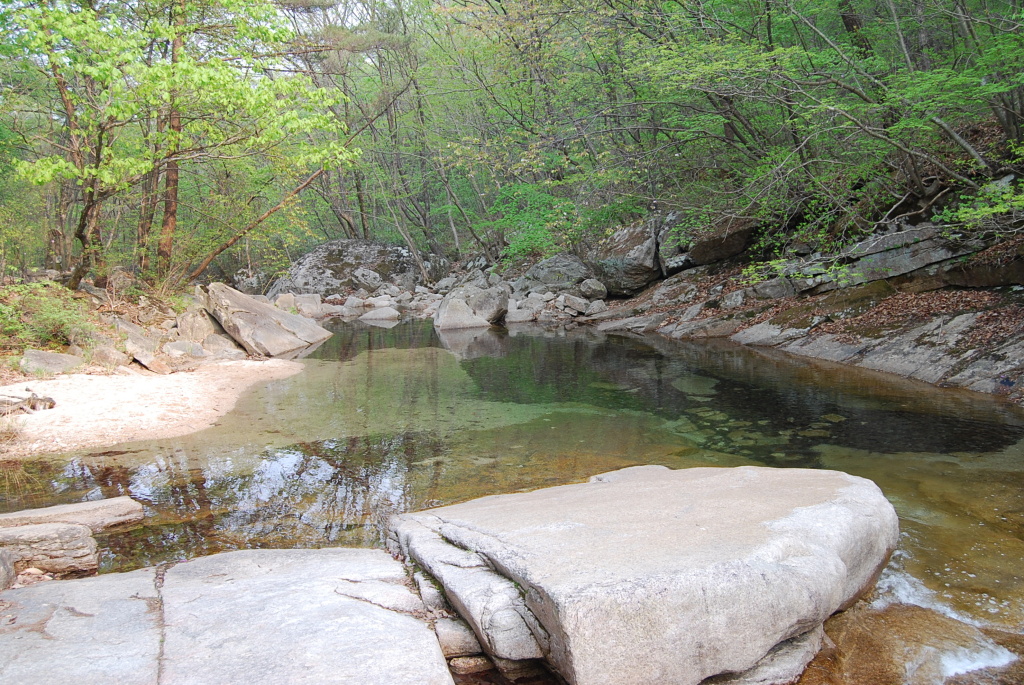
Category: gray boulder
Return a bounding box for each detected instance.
[579,278,608,300]
[201,283,332,359]
[91,344,130,368]
[390,465,898,685]
[689,217,758,265]
[113,317,171,374]
[587,220,661,295]
[515,253,594,295]
[0,522,98,575]
[433,297,491,331]
[359,307,402,322]
[0,496,143,533]
[175,307,222,343]
[505,296,546,323]
[434,286,508,330]
[19,350,84,375]
[464,286,509,323]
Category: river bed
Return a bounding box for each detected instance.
[2,320,1022,683]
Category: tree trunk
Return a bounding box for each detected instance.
[157,3,184,278]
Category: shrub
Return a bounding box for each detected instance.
[0,282,95,352]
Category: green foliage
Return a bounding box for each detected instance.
[0,282,94,352]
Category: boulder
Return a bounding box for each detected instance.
[359,307,402,322]
[266,239,448,297]
[579,278,607,300]
[562,294,589,314]
[515,253,594,295]
[588,220,662,295]
[201,283,332,359]
[0,496,144,533]
[435,617,484,658]
[293,293,324,318]
[389,465,899,685]
[113,317,171,374]
[433,297,492,331]
[434,286,508,330]
[0,522,98,575]
[175,307,222,343]
[688,217,758,265]
[464,286,509,323]
[19,350,84,375]
[91,344,130,368]
[274,292,297,311]
[163,341,208,358]
[506,295,547,323]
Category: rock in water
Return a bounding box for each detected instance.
[389,465,899,685]
[202,283,332,358]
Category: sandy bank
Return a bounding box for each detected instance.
[0,360,304,459]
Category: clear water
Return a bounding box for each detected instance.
[3,320,1023,648]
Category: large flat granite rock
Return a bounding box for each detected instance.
[0,568,160,685]
[0,496,143,533]
[0,548,453,685]
[389,465,899,685]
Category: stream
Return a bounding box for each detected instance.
[2,319,1023,683]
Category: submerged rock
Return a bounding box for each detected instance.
[389,465,899,685]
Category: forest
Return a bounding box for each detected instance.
[1,0,1022,291]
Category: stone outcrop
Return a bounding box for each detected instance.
[19,350,84,376]
[0,496,143,533]
[201,283,332,359]
[0,522,98,575]
[688,216,758,265]
[512,253,594,296]
[0,548,454,685]
[267,239,448,297]
[389,465,899,685]
[588,220,662,295]
[433,285,508,330]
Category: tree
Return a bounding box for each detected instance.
[5,0,356,288]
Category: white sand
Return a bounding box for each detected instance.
[0,360,304,459]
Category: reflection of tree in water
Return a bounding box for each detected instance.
[96,432,447,572]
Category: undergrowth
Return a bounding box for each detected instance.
[0,281,95,353]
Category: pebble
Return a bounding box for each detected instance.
[448,656,493,675]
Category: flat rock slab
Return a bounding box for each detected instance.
[0,548,453,685]
[390,465,899,685]
[0,568,161,685]
[0,496,143,533]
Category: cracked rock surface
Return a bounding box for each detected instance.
[389,465,900,685]
[0,548,453,685]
